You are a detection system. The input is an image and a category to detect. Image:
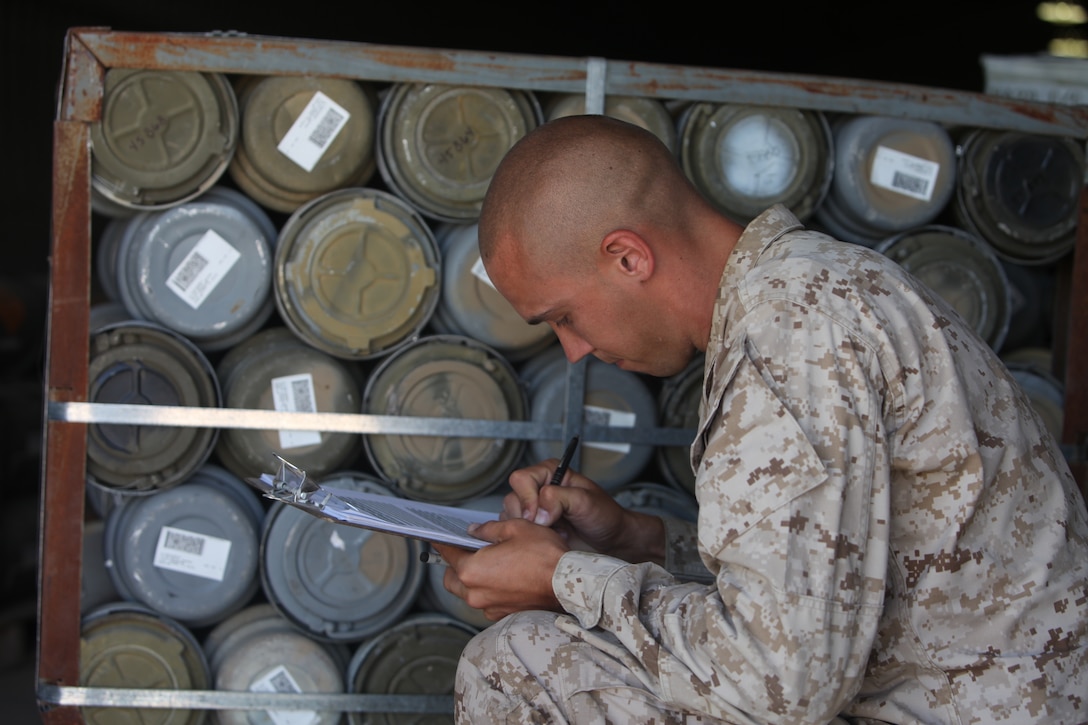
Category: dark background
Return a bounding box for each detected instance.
[0,0,1062,714]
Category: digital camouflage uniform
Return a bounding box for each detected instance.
[455,205,1088,724]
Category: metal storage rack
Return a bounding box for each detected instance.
[39,27,1088,722]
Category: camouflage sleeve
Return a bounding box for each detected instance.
[552,297,887,723]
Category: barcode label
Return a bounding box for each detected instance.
[250,665,318,725]
[152,526,232,581]
[869,145,939,201]
[276,91,351,172]
[582,405,635,454]
[165,229,241,309]
[271,373,322,449]
[470,254,498,290]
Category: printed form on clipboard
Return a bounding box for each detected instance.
[245,454,496,549]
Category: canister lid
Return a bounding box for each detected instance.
[86,321,220,493]
[103,476,261,628]
[274,187,441,360]
[363,334,527,503]
[678,103,833,223]
[521,346,658,491]
[208,605,345,725]
[377,83,541,222]
[81,520,120,615]
[90,69,238,211]
[430,222,556,361]
[230,75,378,213]
[80,602,210,725]
[1002,349,1065,440]
[346,613,477,725]
[260,471,425,642]
[817,115,956,245]
[654,354,704,497]
[545,93,677,151]
[954,129,1084,265]
[214,326,363,481]
[112,186,276,352]
[613,481,699,522]
[876,225,1011,352]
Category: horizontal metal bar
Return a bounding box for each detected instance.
[49,402,697,447]
[38,685,452,713]
[71,29,1088,138]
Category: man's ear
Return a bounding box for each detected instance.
[599,229,654,281]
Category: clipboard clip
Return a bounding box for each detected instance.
[268,453,331,507]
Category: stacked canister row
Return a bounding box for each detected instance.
[79,67,1082,722]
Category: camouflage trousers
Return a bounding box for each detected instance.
[456,609,861,724]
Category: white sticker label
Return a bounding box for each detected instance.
[869,145,940,201]
[582,405,635,454]
[152,526,232,581]
[271,373,321,449]
[250,665,318,725]
[276,91,350,172]
[470,254,497,290]
[165,230,240,309]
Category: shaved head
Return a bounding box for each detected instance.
[478,115,699,278]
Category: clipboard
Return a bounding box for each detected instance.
[245,454,495,550]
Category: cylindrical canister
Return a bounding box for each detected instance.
[203,603,347,725]
[613,481,699,522]
[80,602,212,725]
[814,115,956,246]
[430,222,557,362]
[229,75,379,213]
[655,354,704,497]
[112,186,278,352]
[90,69,238,215]
[363,334,528,503]
[521,346,658,491]
[86,321,221,494]
[954,129,1085,265]
[345,613,479,725]
[677,103,834,223]
[214,326,364,481]
[377,83,541,222]
[875,225,1011,352]
[103,464,264,628]
[1002,347,1065,441]
[274,187,441,360]
[260,470,425,643]
[544,93,677,152]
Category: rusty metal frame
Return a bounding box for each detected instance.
[40,27,1088,722]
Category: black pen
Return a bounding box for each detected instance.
[549,436,580,487]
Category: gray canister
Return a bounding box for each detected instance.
[260,470,425,643]
[430,221,557,362]
[203,603,347,725]
[363,334,528,503]
[613,481,699,522]
[814,115,956,247]
[103,465,264,628]
[86,321,221,494]
[111,185,278,352]
[90,68,238,215]
[654,354,704,497]
[215,326,364,481]
[80,601,211,725]
[875,225,1011,352]
[954,129,1085,265]
[345,612,479,725]
[677,103,833,223]
[521,346,658,491]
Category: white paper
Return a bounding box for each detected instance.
[276,91,350,172]
[250,665,318,725]
[869,145,940,201]
[165,229,240,309]
[271,374,321,449]
[152,525,232,581]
